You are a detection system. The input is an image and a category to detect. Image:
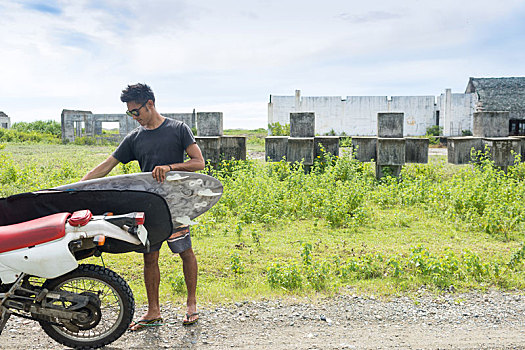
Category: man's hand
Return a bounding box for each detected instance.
[152,165,171,183]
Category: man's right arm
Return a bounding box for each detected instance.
[81,155,120,181]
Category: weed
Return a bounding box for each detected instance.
[230,252,245,275]
[168,273,186,295]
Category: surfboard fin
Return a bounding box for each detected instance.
[166,174,189,181]
[175,215,199,226]
[197,189,221,197]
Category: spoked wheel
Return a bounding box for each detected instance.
[38,264,134,349]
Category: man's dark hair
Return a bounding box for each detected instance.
[120,83,155,104]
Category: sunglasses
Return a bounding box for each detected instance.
[126,101,148,117]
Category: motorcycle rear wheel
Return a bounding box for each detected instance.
[38,264,134,349]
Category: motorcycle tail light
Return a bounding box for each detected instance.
[135,212,145,226]
[93,235,106,246]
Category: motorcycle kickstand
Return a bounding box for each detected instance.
[0,274,25,335]
[0,306,11,335]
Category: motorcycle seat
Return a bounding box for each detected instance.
[0,212,71,254]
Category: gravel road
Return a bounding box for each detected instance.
[2,290,525,349]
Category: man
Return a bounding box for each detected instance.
[82,83,205,329]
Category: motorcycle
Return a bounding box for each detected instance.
[0,209,149,349]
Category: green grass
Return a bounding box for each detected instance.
[223,128,267,152]
[2,142,525,308]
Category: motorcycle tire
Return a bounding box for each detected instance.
[38,264,134,349]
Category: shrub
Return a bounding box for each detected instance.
[267,261,303,290]
[268,122,290,136]
[12,120,61,136]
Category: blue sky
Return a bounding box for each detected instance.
[1,0,524,128]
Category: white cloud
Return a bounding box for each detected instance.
[0,0,524,127]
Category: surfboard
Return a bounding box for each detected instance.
[54,172,223,228]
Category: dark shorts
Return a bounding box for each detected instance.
[142,226,192,254]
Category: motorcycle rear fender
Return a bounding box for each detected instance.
[65,217,145,245]
[0,231,83,284]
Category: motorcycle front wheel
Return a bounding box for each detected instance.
[38,264,134,349]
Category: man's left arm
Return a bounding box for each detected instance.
[151,143,205,183]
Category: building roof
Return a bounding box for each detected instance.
[466,77,525,112]
[0,111,7,118]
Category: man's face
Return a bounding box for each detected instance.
[126,101,150,125]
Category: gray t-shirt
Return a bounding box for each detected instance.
[113,118,196,172]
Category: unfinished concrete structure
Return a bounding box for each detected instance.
[61,110,199,143]
[265,112,340,166]
[466,77,525,134]
[0,112,10,129]
[192,112,247,164]
[265,111,428,178]
[268,77,525,137]
[269,90,473,137]
[287,112,316,165]
[265,136,288,161]
[196,112,222,136]
[446,78,525,168]
[61,110,245,162]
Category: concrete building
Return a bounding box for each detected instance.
[0,112,10,129]
[466,77,525,136]
[61,110,198,143]
[269,78,525,137]
[268,90,475,137]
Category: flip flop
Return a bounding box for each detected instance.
[182,312,199,326]
[128,317,164,331]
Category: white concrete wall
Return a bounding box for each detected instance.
[269,90,478,137]
[343,96,389,136]
[390,96,435,136]
[300,96,344,134]
[438,90,476,136]
[268,95,295,126]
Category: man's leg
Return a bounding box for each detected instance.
[179,248,198,323]
[129,251,162,330]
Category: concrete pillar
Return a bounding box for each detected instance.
[61,110,76,142]
[195,136,221,164]
[164,113,195,129]
[287,138,314,165]
[444,88,452,136]
[351,137,377,162]
[473,111,510,137]
[378,112,404,138]
[376,138,405,179]
[447,137,483,164]
[119,116,133,140]
[295,90,301,110]
[220,136,246,161]
[94,121,103,135]
[405,137,429,163]
[511,136,525,161]
[314,136,340,158]
[196,112,223,136]
[84,114,94,137]
[265,136,288,161]
[290,112,315,137]
[482,137,521,168]
[377,138,405,165]
[75,121,82,137]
